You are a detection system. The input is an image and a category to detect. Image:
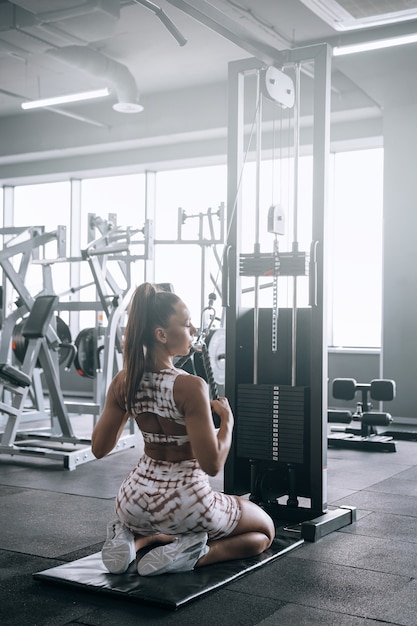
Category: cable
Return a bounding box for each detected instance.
[212,93,263,292]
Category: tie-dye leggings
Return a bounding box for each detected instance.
[115,453,241,540]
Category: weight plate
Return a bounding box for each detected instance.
[11,319,26,364]
[12,315,72,367]
[74,328,97,378]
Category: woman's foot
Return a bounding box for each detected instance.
[134,533,175,552]
[137,532,208,577]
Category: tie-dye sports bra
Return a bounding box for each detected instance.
[133,368,190,446]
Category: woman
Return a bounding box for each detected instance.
[92,282,275,576]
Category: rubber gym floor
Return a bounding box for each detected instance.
[1,420,417,626]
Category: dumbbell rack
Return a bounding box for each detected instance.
[328,378,397,452]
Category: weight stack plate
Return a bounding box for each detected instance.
[236,384,309,464]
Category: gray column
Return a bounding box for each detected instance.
[381,103,417,420]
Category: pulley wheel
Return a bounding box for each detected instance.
[192,328,226,386]
[74,328,98,379]
[208,328,226,386]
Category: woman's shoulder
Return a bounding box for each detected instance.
[173,372,209,416]
[173,371,207,394]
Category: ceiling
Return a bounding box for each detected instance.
[0,0,417,185]
[1,0,417,180]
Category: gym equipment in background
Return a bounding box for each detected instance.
[0,294,137,470]
[328,377,397,452]
[0,225,73,426]
[73,327,98,379]
[52,212,151,422]
[0,296,93,469]
[12,313,74,369]
[0,221,141,469]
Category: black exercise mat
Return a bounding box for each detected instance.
[34,535,303,610]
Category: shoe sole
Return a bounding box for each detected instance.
[102,521,136,574]
[102,541,135,574]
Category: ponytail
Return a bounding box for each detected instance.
[123,283,180,412]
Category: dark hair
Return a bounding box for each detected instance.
[123,282,180,412]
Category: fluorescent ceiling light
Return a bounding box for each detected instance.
[21,88,111,110]
[333,32,417,56]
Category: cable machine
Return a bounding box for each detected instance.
[223,48,355,540]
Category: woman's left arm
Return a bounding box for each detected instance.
[91,372,130,458]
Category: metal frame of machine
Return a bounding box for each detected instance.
[223,48,355,540]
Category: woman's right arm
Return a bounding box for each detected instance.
[175,375,234,476]
[91,372,129,458]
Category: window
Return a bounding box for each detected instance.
[154,165,227,322]
[80,174,146,248]
[329,148,383,348]
[153,149,383,348]
[80,174,147,328]
[12,182,71,316]
[3,147,383,349]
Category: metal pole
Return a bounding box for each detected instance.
[144,170,156,283]
[253,70,262,385]
[291,63,301,387]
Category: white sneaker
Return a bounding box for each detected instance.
[101,519,136,574]
[137,532,208,577]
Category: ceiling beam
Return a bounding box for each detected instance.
[165,0,287,65]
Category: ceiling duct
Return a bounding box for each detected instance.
[47,45,143,113]
[8,0,120,41]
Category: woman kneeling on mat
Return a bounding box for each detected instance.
[92,282,275,577]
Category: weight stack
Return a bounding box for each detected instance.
[236,384,309,464]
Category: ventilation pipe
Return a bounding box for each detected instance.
[47,45,143,113]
